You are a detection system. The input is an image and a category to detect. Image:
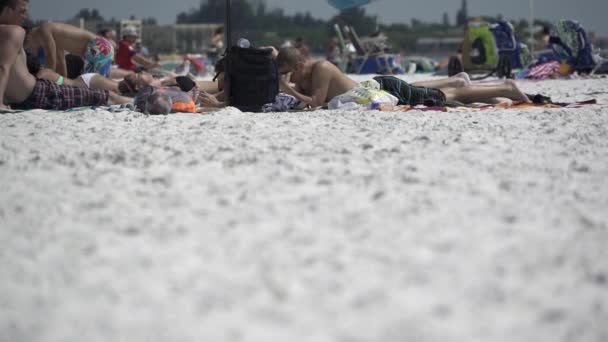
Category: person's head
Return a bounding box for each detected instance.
[98,28,117,41]
[0,0,28,25]
[213,26,223,35]
[145,92,172,115]
[122,26,138,43]
[276,47,306,82]
[118,72,154,96]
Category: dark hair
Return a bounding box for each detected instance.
[214,26,224,35]
[0,0,19,14]
[65,54,84,79]
[98,28,112,37]
[118,74,138,96]
[276,47,304,69]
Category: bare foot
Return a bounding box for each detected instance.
[458,72,472,86]
[507,80,531,103]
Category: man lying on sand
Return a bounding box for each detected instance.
[24,22,114,77]
[276,47,531,108]
[0,0,130,110]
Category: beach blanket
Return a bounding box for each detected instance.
[376,99,597,113]
[262,93,299,112]
[0,103,137,115]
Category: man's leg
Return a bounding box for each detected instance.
[0,26,26,109]
[441,79,530,104]
[107,91,133,105]
[412,72,471,89]
[88,74,120,93]
[109,67,134,79]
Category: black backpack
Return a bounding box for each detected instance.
[223,0,278,112]
[226,46,278,112]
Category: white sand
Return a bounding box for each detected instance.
[1,75,607,342]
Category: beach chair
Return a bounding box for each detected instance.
[550,20,595,73]
[490,21,533,70]
[461,22,500,73]
[453,20,529,79]
[343,26,403,75]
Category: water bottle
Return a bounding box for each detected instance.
[237,38,250,49]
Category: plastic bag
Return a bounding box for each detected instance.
[328,79,398,110]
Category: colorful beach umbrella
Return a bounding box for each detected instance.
[326,0,380,11]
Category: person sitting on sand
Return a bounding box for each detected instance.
[0,1,130,110]
[24,22,114,77]
[115,26,160,73]
[276,47,531,108]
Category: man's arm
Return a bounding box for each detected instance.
[280,63,332,107]
[0,26,26,109]
[132,54,159,69]
[279,76,313,106]
[309,62,332,107]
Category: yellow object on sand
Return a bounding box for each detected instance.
[559,63,572,76]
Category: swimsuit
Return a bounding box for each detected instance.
[12,79,108,110]
[79,73,97,88]
[83,37,114,77]
[373,76,446,107]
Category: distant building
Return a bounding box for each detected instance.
[173,24,222,53]
[60,18,221,54]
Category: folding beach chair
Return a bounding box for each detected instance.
[343,26,401,75]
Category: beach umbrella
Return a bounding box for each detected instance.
[327,0,382,11]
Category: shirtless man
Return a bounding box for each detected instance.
[276,47,531,107]
[0,0,129,110]
[25,22,114,77]
[276,47,358,107]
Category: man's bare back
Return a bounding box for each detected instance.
[1,26,37,106]
[295,60,358,105]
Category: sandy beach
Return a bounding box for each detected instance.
[1,75,607,342]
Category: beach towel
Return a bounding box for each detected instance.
[375,99,597,113]
[525,61,561,80]
[262,93,299,112]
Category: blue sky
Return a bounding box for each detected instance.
[29,0,608,35]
